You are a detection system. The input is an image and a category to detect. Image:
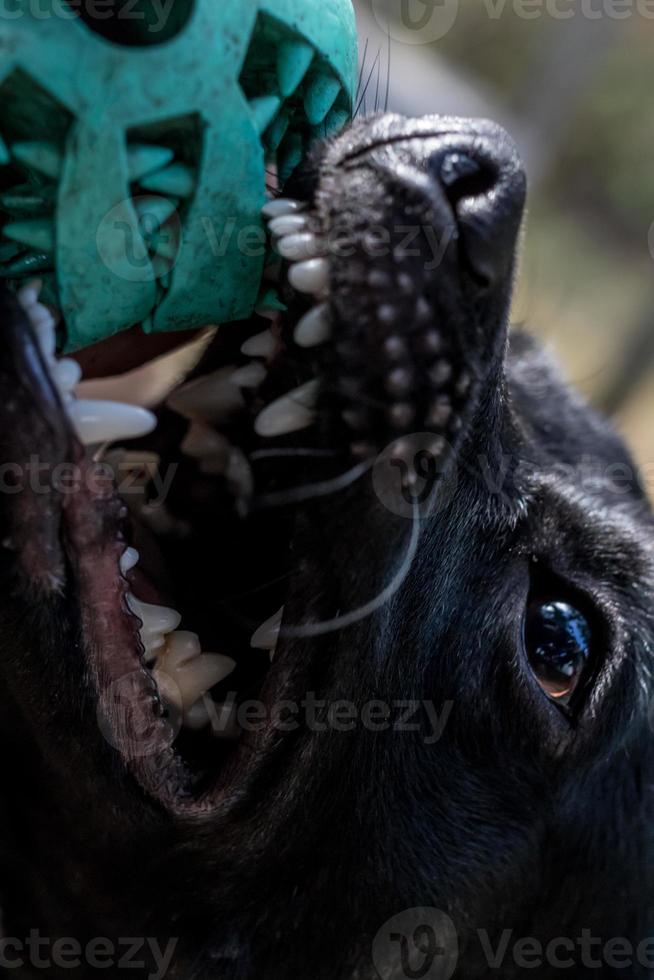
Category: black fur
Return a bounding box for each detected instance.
[0,115,652,979]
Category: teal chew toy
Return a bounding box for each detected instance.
[0,0,357,351]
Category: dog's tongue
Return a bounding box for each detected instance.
[72,325,204,379]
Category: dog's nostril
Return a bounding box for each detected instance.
[439,151,497,206]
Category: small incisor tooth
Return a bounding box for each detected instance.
[241,330,276,359]
[167,367,245,423]
[119,547,139,575]
[288,258,329,296]
[155,652,235,711]
[254,380,319,438]
[251,606,284,651]
[262,198,305,218]
[294,303,331,348]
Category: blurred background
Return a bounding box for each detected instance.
[354,0,654,485]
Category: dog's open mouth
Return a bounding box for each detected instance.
[0,115,526,817]
[1,189,341,814]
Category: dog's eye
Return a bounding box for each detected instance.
[524,599,592,709]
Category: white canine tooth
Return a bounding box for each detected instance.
[230,362,267,389]
[254,379,319,438]
[119,547,139,575]
[268,214,309,237]
[155,653,235,710]
[288,258,329,296]
[277,233,322,262]
[251,606,284,651]
[54,358,82,392]
[294,303,331,348]
[240,330,276,359]
[68,400,156,446]
[167,368,244,424]
[127,594,181,656]
[127,594,181,636]
[262,198,305,218]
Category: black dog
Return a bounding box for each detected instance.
[0,115,652,980]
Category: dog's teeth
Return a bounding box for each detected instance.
[181,421,230,463]
[225,448,254,509]
[17,283,57,362]
[251,606,284,654]
[54,358,82,394]
[277,233,322,262]
[262,198,305,219]
[157,630,203,670]
[294,303,331,348]
[254,380,319,438]
[119,547,140,575]
[155,652,235,711]
[17,282,41,310]
[268,214,309,237]
[168,368,245,423]
[127,594,181,655]
[230,362,267,389]
[288,258,329,296]
[68,400,156,446]
[241,330,276,359]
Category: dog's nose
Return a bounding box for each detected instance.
[427,129,526,286]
